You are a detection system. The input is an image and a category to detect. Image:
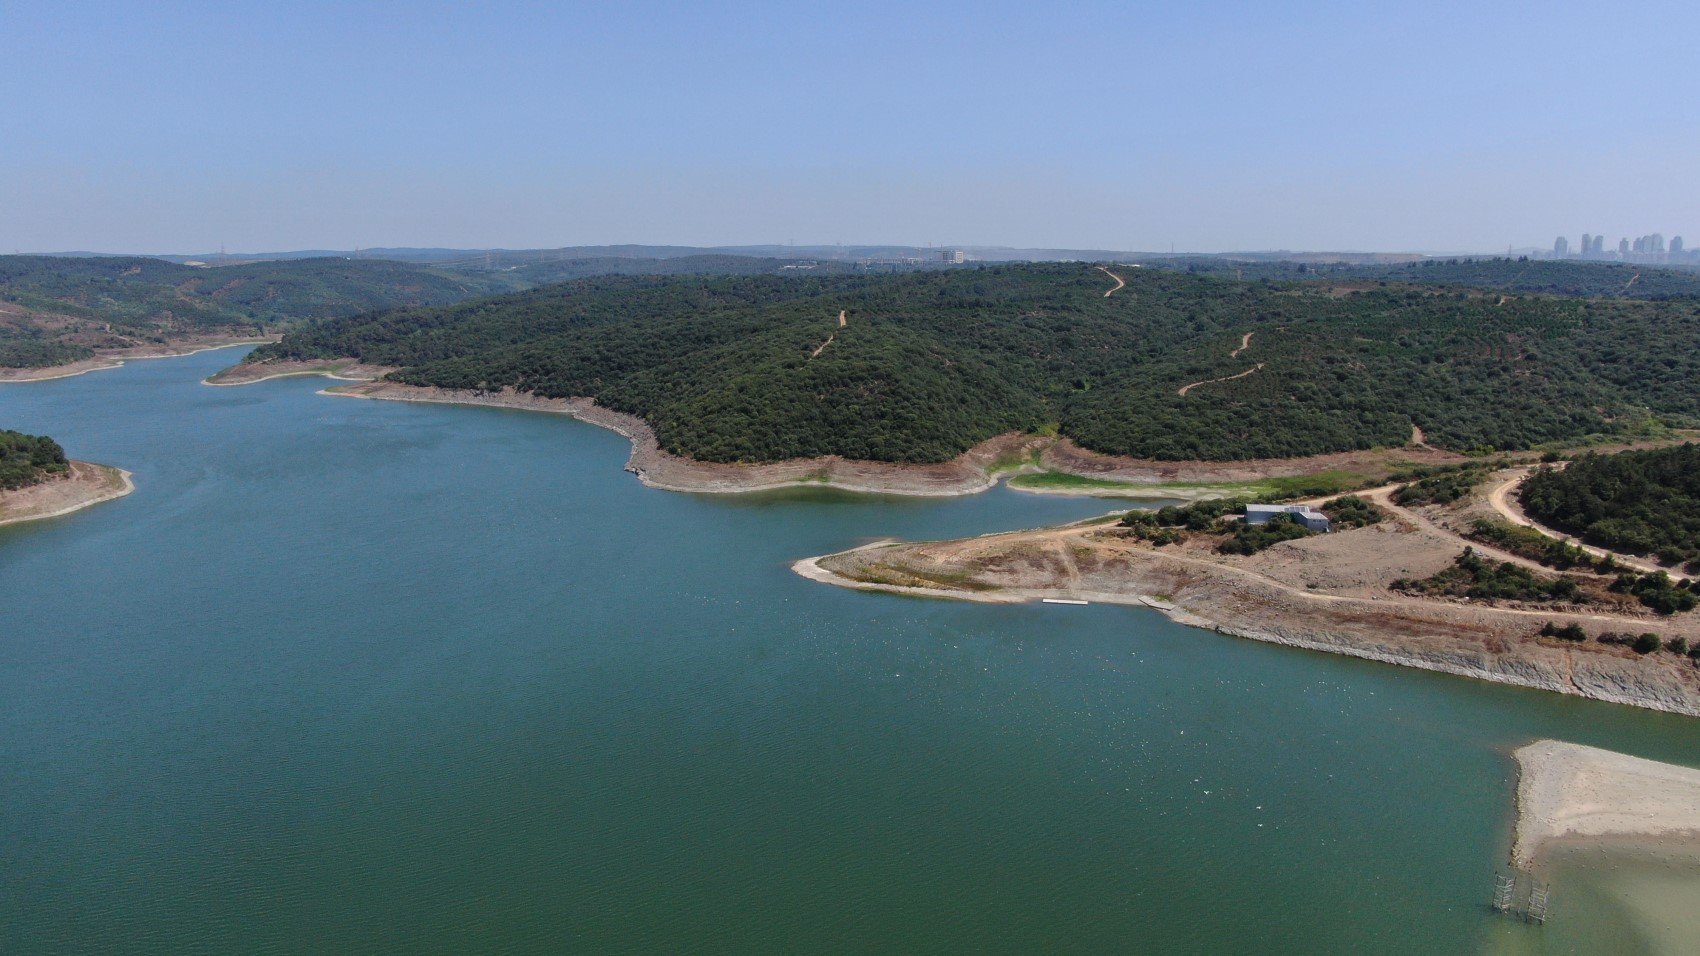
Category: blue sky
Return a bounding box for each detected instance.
[4,1,1697,253]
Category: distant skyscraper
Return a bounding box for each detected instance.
[1593,235,1605,255]
[1619,237,1630,256]
[1553,236,1570,256]
[1673,236,1685,255]
[1580,233,1592,257]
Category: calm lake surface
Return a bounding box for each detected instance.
[3,347,1697,954]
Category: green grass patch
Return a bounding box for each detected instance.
[1009,467,1371,500]
[988,447,1043,475]
[1253,470,1375,499]
[1007,470,1146,492]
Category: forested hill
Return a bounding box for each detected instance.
[1521,445,1700,569]
[0,430,70,491]
[1152,257,1700,300]
[0,255,518,368]
[252,263,1700,464]
[0,254,857,370]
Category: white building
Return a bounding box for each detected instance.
[1244,504,1331,532]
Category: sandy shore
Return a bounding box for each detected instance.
[1511,740,1700,870]
[0,337,276,383]
[0,462,134,527]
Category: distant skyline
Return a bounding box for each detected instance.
[6,1,1699,254]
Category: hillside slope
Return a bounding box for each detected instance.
[1151,256,1700,300]
[246,263,1700,464]
[0,254,868,370]
[0,255,518,368]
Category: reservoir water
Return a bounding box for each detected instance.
[3,348,1697,954]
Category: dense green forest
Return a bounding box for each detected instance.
[1520,445,1700,568]
[1153,257,1700,300]
[252,262,1700,465]
[0,430,69,490]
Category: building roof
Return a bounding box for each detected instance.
[1246,503,1328,519]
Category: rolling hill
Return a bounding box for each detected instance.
[247,263,1700,464]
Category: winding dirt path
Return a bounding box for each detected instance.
[1097,266,1126,297]
[1229,331,1255,358]
[1624,272,1641,291]
[1177,362,1264,397]
[808,310,848,360]
[1355,483,1566,576]
[1410,424,1430,448]
[1486,470,1661,573]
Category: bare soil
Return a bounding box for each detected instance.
[0,462,133,526]
[800,507,1700,715]
[1512,740,1700,870]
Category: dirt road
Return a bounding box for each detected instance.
[1229,331,1254,358]
[1178,363,1264,397]
[808,310,848,360]
[1097,266,1126,297]
[1486,470,1661,573]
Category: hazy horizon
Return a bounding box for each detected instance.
[7,1,1698,254]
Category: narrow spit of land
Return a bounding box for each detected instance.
[1511,740,1700,870]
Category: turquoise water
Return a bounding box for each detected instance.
[3,348,1699,954]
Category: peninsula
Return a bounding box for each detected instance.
[793,455,1700,714]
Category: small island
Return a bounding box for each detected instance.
[0,429,132,527]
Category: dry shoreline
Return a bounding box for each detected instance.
[0,337,276,383]
[794,550,1700,715]
[205,359,1477,498]
[1511,740,1700,871]
[791,508,1700,715]
[0,462,134,527]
